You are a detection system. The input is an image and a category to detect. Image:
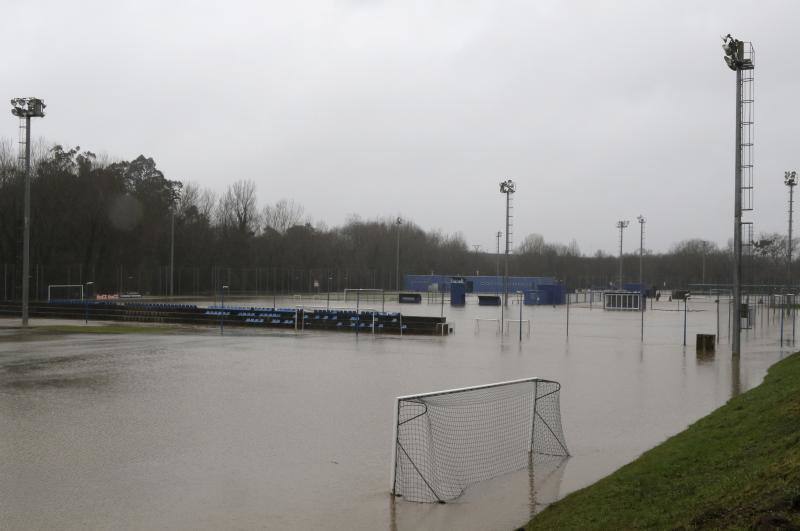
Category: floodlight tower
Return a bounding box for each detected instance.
[722,34,754,356]
[395,217,402,292]
[10,97,46,327]
[616,220,629,288]
[500,180,516,310]
[786,171,797,287]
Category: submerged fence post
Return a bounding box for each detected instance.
[683,297,688,346]
[728,296,732,342]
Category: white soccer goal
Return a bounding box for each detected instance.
[474,318,501,334]
[603,291,642,311]
[504,319,532,337]
[343,288,384,302]
[47,284,84,301]
[390,377,568,503]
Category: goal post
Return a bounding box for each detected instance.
[391,377,568,503]
[47,284,84,301]
[343,288,385,302]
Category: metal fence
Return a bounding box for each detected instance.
[0,264,401,301]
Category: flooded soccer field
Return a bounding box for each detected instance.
[0,296,793,530]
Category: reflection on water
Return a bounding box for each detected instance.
[0,296,789,531]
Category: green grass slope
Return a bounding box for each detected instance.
[526,352,800,530]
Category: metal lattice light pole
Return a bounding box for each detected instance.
[395,217,402,292]
[722,34,755,356]
[786,171,797,345]
[500,180,516,314]
[785,171,797,286]
[616,220,629,289]
[10,97,46,327]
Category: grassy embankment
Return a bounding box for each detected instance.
[526,352,800,530]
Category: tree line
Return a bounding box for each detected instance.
[0,141,795,299]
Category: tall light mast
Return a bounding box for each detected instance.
[722,34,754,356]
[10,97,46,327]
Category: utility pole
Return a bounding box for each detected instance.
[616,220,629,289]
[10,98,46,327]
[496,231,502,280]
[169,209,175,297]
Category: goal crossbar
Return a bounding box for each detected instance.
[391,377,568,503]
[47,284,84,301]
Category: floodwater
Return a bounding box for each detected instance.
[0,295,793,530]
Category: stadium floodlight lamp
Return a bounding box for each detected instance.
[722,34,752,71]
[10,97,46,118]
[499,179,516,194]
[785,171,797,187]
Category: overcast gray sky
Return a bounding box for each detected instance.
[3,0,799,255]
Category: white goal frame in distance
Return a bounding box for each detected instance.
[343,288,385,300]
[47,284,84,301]
[603,291,642,311]
[390,376,569,503]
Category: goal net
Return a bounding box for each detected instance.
[47,284,84,301]
[391,377,568,503]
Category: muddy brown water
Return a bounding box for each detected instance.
[0,296,792,530]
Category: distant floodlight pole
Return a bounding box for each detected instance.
[500,180,516,321]
[723,34,754,356]
[616,220,629,288]
[637,215,645,341]
[220,284,229,335]
[786,171,797,345]
[785,171,797,287]
[10,97,46,327]
[395,217,402,292]
[84,281,94,324]
[169,208,175,298]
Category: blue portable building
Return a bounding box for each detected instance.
[523,282,565,305]
[450,278,466,306]
[404,274,557,294]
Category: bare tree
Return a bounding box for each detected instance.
[218,179,259,234]
[0,138,15,183]
[518,233,546,255]
[262,198,305,234]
